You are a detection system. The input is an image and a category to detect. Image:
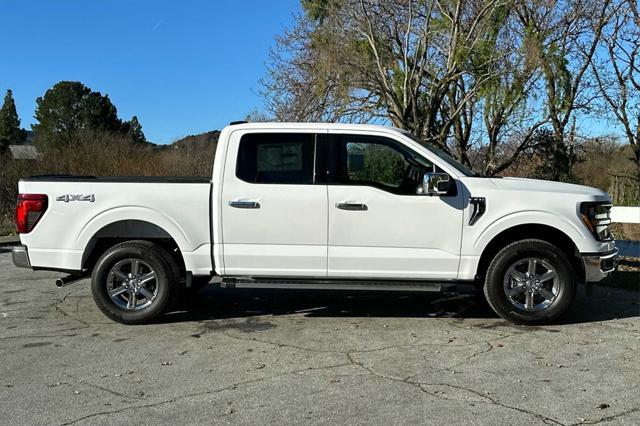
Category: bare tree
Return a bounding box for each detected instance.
[591,0,640,180]
[512,0,613,179]
[475,7,549,175]
[261,0,616,176]
[262,0,513,161]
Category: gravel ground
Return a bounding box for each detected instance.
[0,252,639,425]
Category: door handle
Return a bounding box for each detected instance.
[336,202,368,211]
[229,200,261,209]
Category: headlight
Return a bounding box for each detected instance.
[580,202,613,241]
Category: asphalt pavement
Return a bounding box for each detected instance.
[0,252,639,425]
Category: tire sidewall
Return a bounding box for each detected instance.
[92,244,172,324]
[485,240,576,324]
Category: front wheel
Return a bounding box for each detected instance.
[484,239,576,325]
[91,240,179,324]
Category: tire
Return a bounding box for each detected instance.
[91,240,179,324]
[483,239,576,325]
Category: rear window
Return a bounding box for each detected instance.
[236,133,315,184]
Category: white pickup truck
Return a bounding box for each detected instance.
[12,122,618,325]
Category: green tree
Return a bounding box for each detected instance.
[531,129,578,182]
[0,89,26,151]
[301,0,339,21]
[122,115,146,144]
[32,81,123,146]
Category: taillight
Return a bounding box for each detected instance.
[16,194,48,234]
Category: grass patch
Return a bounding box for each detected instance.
[0,216,15,237]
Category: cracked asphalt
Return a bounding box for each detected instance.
[0,252,639,425]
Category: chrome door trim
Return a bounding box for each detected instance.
[336,202,368,211]
[229,200,261,209]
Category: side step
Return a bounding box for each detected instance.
[218,278,472,293]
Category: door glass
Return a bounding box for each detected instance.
[332,136,434,195]
[345,142,407,188]
[236,133,315,184]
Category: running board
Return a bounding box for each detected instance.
[218,278,474,293]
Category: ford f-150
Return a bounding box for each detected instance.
[12,122,618,324]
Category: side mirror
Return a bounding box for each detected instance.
[423,172,454,196]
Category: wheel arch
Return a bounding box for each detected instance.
[81,219,186,274]
[476,223,584,282]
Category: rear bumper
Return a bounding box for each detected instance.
[581,248,618,282]
[12,245,31,269]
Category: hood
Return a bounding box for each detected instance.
[488,177,610,197]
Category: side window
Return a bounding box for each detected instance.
[236,133,315,184]
[329,135,435,195]
[345,142,408,188]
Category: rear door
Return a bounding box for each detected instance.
[325,132,464,279]
[221,130,328,277]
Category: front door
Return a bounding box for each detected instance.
[221,131,328,277]
[325,133,464,280]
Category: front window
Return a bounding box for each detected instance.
[345,141,408,188]
[328,134,436,195]
[400,130,476,177]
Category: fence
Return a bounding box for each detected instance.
[611,206,640,224]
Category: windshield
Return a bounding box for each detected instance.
[400,131,476,177]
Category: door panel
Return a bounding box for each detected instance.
[328,186,463,278]
[326,133,464,279]
[221,131,328,277]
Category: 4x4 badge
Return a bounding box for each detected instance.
[56,194,95,203]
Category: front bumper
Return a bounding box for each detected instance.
[581,247,618,282]
[12,245,31,269]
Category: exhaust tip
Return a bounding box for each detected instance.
[55,275,86,288]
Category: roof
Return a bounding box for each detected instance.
[223,122,468,177]
[228,122,404,134]
[9,144,40,160]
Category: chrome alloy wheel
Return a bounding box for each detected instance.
[503,258,560,312]
[107,258,158,311]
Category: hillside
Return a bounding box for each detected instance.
[171,130,220,153]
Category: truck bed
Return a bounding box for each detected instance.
[18,176,213,275]
[22,175,211,184]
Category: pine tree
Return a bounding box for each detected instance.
[0,89,26,151]
[125,115,146,144]
[33,81,123,146]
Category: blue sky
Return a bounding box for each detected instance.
[0,0,300,144]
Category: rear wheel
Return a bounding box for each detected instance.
[484,239,576,325]
[91,240,178,324]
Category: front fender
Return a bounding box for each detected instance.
[470,210,589,255]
